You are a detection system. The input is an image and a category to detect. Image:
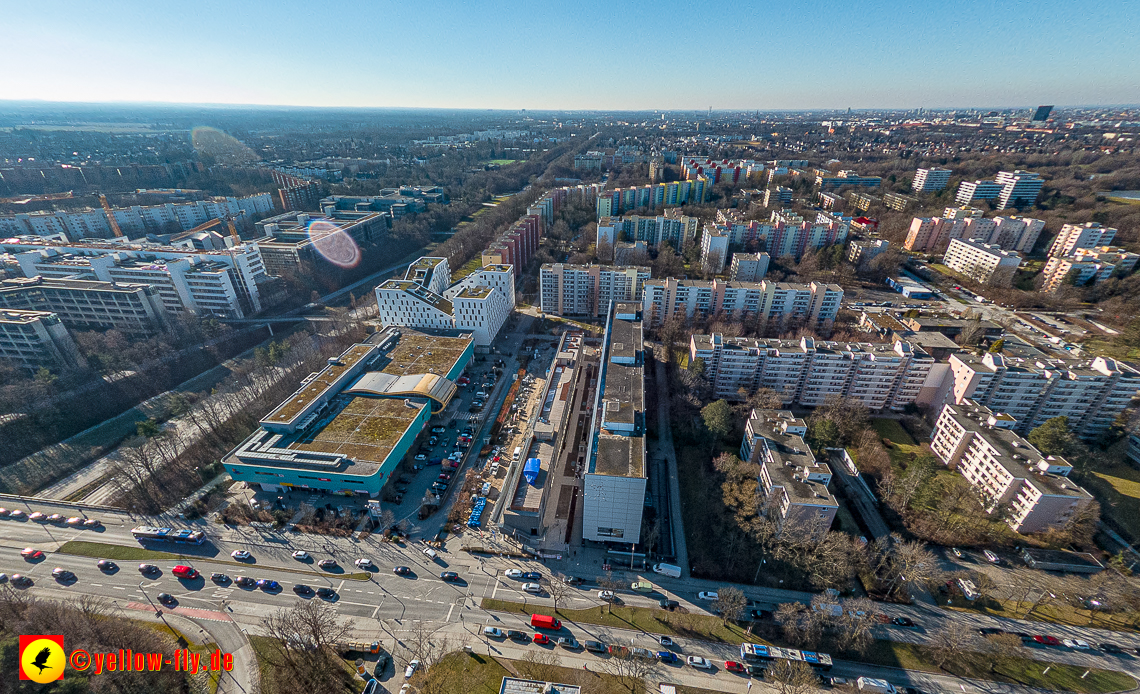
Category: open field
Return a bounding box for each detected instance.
[1085,464,1140,541]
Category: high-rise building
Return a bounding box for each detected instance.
[0,309,85,371]
[691,334,932,409]
[946,352,1140,440]
[700,227,729,274]
[642,279,841,330]
[582,302,647,545]
[847,239,889,266]
[943,239,1022,287]
[905,214,1043,253]
[403,257,451,296]
[994,170,1045,210]
[254,209,390,275]
[1031,105,1054,122]
[1048,222,1117,257]
[539,264,650,318]
[594,178,709,217]
[955,179,1005,205]
[912,167,952,192]
[741,409,837,538]
[729,253,770,282]
[931,400,1092,534]
[1041,247,1140,292]
[763,186,794,207]
[814,171,882,188]
[596,211,700,250]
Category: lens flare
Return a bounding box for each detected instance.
[308,219,361,268]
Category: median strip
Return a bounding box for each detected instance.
[57,541,373,580]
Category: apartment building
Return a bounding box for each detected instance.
[573,152,603,170]
[0,309,85,371]
[404,256,450,296]
[814,171,881,188]
[691,334,932,410]
[944,206,984,220]
[0,276,170,336]
[1047,222,1118,257]
[596,210,700,249]
[643,278,841,330]
[946,351,1140,439]
[276,177,322,212]
[818,192,843,210]
[930,401,1093,534]
[539,264,650,318]
[443,264,515,308]
[847,239,889,266]
[452,283,512,347]
[848,192,880,212]
[955,170,1044,210]
[681,157,765,183]
[729,252,770,282]
[742,410,837,538]
[763,186,794,207]
[706,210,848,259]
[374,280,455,331]
[1041,247,1140,292]
[582,302,647,545]
[912,167,952,192]
[320,187,446,219]
[0,193,275,241]
[595,178,709,217]
[3,237,269,318]
[944,238,1022,287]
[254,209,390,275]
[884,193,918,211]
[700,227,730,274]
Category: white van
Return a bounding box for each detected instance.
[512,446,522,461]
[421,546,438,560]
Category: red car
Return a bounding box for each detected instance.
[20,548,44,560]
[532,634,551,645]
[725,661,746,673]
[172,565,199,579]
[1033,635,1061,646]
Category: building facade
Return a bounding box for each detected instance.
[0,309,84,371]
[912,167,952,192]
[642,278,841,330]
[700,228,729,275]
[1041,247,1140,292]
[0,276,170,336]
[539,264,650,318]
[847,239,889,266]
[1047,222,1118,257]
[943,238,1022,286]
[729,252,770,282]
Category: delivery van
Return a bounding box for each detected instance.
[530,614,561,630]
[652,563,681,578]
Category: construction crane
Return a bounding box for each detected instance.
[97,194,124,237]
[182,214,243,244]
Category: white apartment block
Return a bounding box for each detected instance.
[403,256,451,295]
[0,309,84,371]
[1048,222,1118,257]
[947,352,1140,440]
[453,284,511,347]
[642,278,841,330]
[994,170,1045,210]
[944,238,1022,287]
[847,239,889,266]
[0,276,170,337]
[691,334,933,410]
[956,180,1004,205]
[912,167,952,192]
[931,401,1093,534]
[374,280,455,331]
[0,194,275,240]
[742,410,837,538]
[730,252,770,282]
[539,264,650,318]
[444,263,516,307]
[4,239,268,318]
[1041,247,1140,292]
[905,215,1043,254]
[700,227,729,275]
[763,186,794,207]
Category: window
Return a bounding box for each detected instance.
[596,527,624,538]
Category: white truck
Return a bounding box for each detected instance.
[856,677,897,694]
[651,563,681,578]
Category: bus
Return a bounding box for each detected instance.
[131,526,206,545]
[740,643,831,671]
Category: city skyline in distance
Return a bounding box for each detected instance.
[4,0,1138,111]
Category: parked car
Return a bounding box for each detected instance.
[698,591,719,601]
[659,599,680,610]
[504,569,523,579]
[1033,635,1061,646]
[404,659,420,679]
[507,630,529,642]
[657,651,678,663]
[483,627,504,638]
[521,571,541,581]
[521,582,542,594]
[658,636,675,647]
[584,641,607,653]
[532,634,551,645]
[725,661,746,673]
[598,590,616,602]
[687,656,713,670]
[983,549,1000,563]
[557,637,580,650]
[950,547,963,558]
[1063,639,1091,650]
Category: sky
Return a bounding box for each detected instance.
[3,0,1138,111]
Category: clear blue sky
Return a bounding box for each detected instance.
[4,0,1137,110]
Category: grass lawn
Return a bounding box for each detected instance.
[427,649,640,694]
[453,256,485,281]
[480,598,754,645]
[483,159,520,166]
[1084,465,1140,541]
[871,418,916,446]
[58,540,371,580]
[942,595,1140,632]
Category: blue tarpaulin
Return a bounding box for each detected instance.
[523,458,541,485]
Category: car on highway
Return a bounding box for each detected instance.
[698,591,719,601]
[725,661,746,673]
[892,617,916,628]
[950,547,963,558]
[355,558,374,569]
[482,627,504,638]
[507,630,528,642]
[293,584,313,595]
[393,566,412,576]
[521,582,542,594]
[211,572,230,583]
[172,565,199,579]
[1100,643,1124,653]
[557,637,580,650]
[48,514,64,523]
[257,579,280,591]
[8,509,24,519]
[598,590,616,602]
[83,518,101,528]
[0,508,8,517]
[978,627,1004,636]
[291,551,310,560]
[10,574,32,587]
[520,571,541,581]
[138,563,159,574]
[1063,639,1091,650]
[503,569,523,579]
[0,573,7,583]
[28,512,46,521]
[1032,635,1061,646]
[687,656,713,670]
[157,593,176,605]
[235,576,256,588]
[404,659,420,679]
[21,548,45,560]
[52,567,75,581]
[532,633,551,645]
[316,587,336,599]
[439,571,460,582]
[318,559,338,569]
[97,560,117,572]
[66,516,83,526]
[231,550,252,560]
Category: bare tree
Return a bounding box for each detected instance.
[401,620,451,671]
[260,600,355,694]
[928,620,980,670]
[516,650,563,683]
[985,633,1027,673]
[600,649,655,693]
[834,597,877,655]
[768,658,819,694]
[597,571,625,614]
[712,586,748,625]
[542,577,574,612]
[775,602,823,649]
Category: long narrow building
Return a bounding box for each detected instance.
[642,278,841,330]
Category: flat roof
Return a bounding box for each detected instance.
[456,285,493,299]
[375,331,469,377]
[265,344,377,424]
[377,279,454,314]
[594,435,645,478]
[286,396,425,475]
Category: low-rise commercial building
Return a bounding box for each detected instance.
[582,302,647,545]
[691,334,933,410]
[222,330,473,497]
[930,400,1093,534]
[643,279,841,331]
[944,238,1022,287]
[0,309,85,371]
[742,410,837,538]
[539,264,650,318]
